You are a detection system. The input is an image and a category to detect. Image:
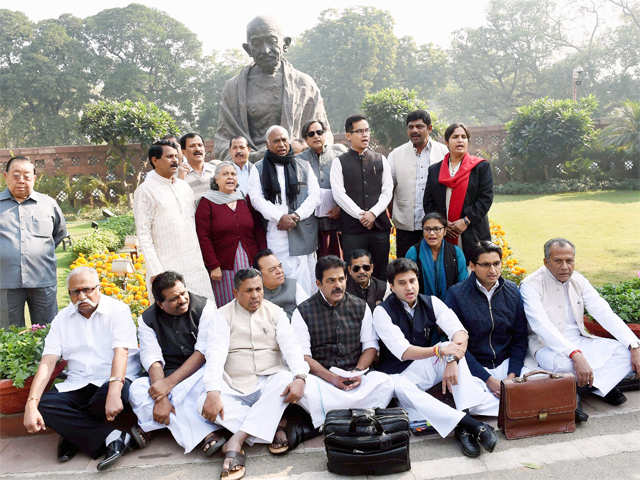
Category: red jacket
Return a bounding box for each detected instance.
[195,197,267,271]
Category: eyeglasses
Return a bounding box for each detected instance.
[306,129,324,138]
[423,226,445,233]
[351,264,372,273]
[69,285,99,296]
[350,128,370,135]
[475,261,501,269]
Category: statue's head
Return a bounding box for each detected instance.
[243,16,291,74]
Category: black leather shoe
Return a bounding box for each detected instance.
[475,423,497,453]
[97,432,131,471]
[454,425,480,458]
[57,438,78,463]
[602,387,627,406]
[575,393,589,423]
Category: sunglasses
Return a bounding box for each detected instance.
[351,264,372,273]
[306,129,324,138]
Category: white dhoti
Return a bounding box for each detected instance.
[298,371,394,428]
[197,370,294,445]
[268,229,317,295]
[129,367,218,453]
[535,335,633,396]
[392,357,498,437]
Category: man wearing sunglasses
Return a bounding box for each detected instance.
[346,249,390,310]
[297,120,347,257]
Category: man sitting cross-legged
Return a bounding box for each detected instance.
[373,258,498,458]
[290,255,394,430]
[200,268,309,480]
[129,271,225,455]
[23,267,141,471]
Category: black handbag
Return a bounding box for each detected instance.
[323,408,410,476]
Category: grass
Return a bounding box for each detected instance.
[55,221,93,308]
[490,190,640,285]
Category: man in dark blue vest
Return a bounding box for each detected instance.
[129,271,225,456]
[373,258,498,458]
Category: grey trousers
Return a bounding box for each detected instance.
[0,286,58,328]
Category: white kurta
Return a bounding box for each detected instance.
[373,297,498,437]
[129,301,218,453]
[247,161,320,295]
[133,169,214,301]
[290,301,395,428]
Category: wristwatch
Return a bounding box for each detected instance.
[629,341,640,351]
[444,354,457,364]
[463,217,470,226]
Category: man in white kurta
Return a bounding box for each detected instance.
[248,126,320,295]
[129,271,220,454]
[521,238,640,405]
[290,256,394,429]
[199,268,309,477]
[373,259,498,457]
[133,140,214,301]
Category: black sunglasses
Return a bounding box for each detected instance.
[351,264,372,273]
[306,129,324,138]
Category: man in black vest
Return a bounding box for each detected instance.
[373,259,498,458]
[129,271,225,456]
[254,249,309,320]
[330,115,393,280]
[346,249,389,310]
[290,256,394,429]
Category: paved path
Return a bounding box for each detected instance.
[1,390,638,479]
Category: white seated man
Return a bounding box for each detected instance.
[373,258,498,458]
[23,267,141,471]
[254,248,309,320]
[290,255,394,430]
[521,238,640,416]
[129,271,224,455]
[200,268,309,480]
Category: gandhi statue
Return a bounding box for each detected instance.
[213,16,333,161]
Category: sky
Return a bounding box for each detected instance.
[1,0,493,54]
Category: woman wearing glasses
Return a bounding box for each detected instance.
[422,123,493,262]
[405,212,468,299]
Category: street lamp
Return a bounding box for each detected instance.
[572,67,585,101]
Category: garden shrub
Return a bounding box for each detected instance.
[596,278,640,323]
[71,229,121,258]
[100,215,135,247]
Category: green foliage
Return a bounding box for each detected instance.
[100,215,135,247]
[602,101,640,171]
[362,88,445,150]
[494,178,640,194]
[0,324,50,388]
[71,229,120,258]
[505,96,597,181]
[596,278,640,323]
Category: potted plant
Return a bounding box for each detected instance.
[0,324,66,415]
[584,277,640,339]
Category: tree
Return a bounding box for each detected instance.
[602,100,640,170]
[505,96,597,181]
[79,100,179,201]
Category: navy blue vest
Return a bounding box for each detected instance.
[377,293,437,374]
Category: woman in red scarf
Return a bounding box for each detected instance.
[422,123,493,262]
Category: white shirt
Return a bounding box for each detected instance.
[372,296,466,361]
[203,302,309,393]
[329,152,393,220]
[476,280,499,303]
[137,300,217,371]
[42,295,140,392]
[295,282,310,305]
[233,161,253,195]
[290,294,379,357]
[184,161,217,203]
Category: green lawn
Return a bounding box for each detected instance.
[490,190,640,285]
[55,221,93,308]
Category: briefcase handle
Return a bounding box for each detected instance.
[512,370,563,383]
[348,414,384,434]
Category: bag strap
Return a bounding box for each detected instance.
[512,369,564,383]
[349,414,384,434]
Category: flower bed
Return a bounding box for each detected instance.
[490,221,527,284]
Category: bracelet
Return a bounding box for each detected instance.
[433,345,440,359]
[569,349,582,359]
[27,396,40,402]
[108,376,125,384]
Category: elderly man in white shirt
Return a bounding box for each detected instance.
[521,238,640,413]
[373,258,498,458]
[129,271,223,455]
[199,268,309,480]
[387,110,449,258]
[290,255,394,430]
[23,267,141,471]
[248,125,321,295]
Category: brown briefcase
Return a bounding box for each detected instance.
[498,370,576,440]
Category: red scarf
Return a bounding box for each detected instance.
[438,153,485,244]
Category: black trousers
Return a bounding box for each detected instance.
[39,380,132,458]
[395,229,424,259]
[342,230,390,281]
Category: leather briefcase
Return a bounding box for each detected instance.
[323,408,410,476]
[498,370,576,440]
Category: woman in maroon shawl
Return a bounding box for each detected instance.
[422,123,493,262]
